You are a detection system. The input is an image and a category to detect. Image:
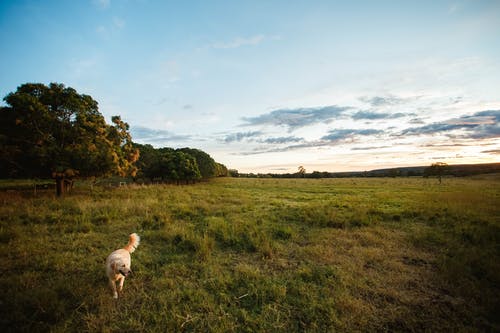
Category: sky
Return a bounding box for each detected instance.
[1,0,499,173]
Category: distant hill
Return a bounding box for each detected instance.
[365,163,500,177]
[238,163,500,178]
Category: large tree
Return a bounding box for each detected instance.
[0,83,139,195]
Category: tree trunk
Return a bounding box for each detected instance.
[56,177,65,197]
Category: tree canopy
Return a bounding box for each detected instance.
[178,148,217,179]
[424,162,449,184]
[134,144,229,184]
[0,83,139,195]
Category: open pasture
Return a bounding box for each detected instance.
[0,176,499,332]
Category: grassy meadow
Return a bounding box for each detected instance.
[0,176,499,332]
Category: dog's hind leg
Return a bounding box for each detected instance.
[109,279,118,299]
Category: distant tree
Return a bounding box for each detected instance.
[133,143,159,181]
[134,147,201,184]
[298,166,306,178]
[178,148,217,179]
[388,169,401,178]
[215,162,229,177]
[0,83,139,195]
[141,148,162,182]
[310,171,322,179]
[425,162,449,184]
[228,169,239,177]
[173,151,201,184]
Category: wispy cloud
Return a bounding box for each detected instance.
[223,131,304,145]
[259,136,304,144]
[235,128,384,155]
[236,142,324,155]
[421,143,470,147]
[359,95,411,107]
[211,35,265,49]
[409,118,426,124]
[223,131,263,143]
[241,105,350,131]
[351,146,391,151]
[351,111,409,120]
[401,122,472,136]
[481,149,500,155]
[401,110,500,139]
[321,129,384,143]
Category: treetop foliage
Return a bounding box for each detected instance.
[0,82,229,188]
[0,83,139,193]
[133,143,228,183]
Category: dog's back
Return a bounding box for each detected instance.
[106,249,131,277]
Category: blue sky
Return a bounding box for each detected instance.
[1,0,499,172]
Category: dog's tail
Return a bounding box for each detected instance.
[124,233,140,253]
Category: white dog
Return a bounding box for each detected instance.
[105,233,140,298]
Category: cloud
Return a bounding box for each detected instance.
[468,124,500,139]
[481,149,500,155]
[401,123,472,136]
[351,111,409,120]
[421,143,469,147]
[401,110,500,139]
[131,126,191,145]
[409,118,426,124]
[259,136,304,144]
[223,131,263,143]
[359,95,409,107]
[223,132,303,145]
[473,110,500,122]
[241,105,350,130]
[236,142,323,155]
[236,129,383,155]
[211,35,265,49]
[321,129,383,143]
[466,111,500,139]
[351,146,391,151]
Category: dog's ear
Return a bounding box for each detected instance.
[111,262,116,271]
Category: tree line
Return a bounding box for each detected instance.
[0,83,229,195]
[133,145,229,184]
[237,163,500,179]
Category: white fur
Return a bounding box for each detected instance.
[105,233,140,298]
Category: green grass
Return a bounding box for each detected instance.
[1,177,499,332]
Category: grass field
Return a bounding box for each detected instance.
[1,176,499,332]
